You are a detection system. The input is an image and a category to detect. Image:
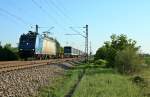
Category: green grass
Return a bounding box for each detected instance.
[138,56,150,96]
[144,57,150,65]
[72,64,145,97]
[38,63,149,97]
[136,67,150,96]
[38,69,83,97]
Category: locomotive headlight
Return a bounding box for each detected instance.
[20,49,23,50]
[32,49,34,50]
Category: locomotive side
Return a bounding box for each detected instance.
[18,31,57,59]
[35,34,56,59]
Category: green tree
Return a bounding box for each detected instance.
[94,45,116,67]
[95,46,107,60]
[95,34,141,68]
[0,43,19,61]
[4,43,11,49]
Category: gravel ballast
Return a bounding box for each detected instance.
[0,64,66,97]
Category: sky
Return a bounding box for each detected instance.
[0,0,150,54]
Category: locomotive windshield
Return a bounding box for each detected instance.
[64,47,71,54]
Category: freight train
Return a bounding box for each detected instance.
[18,31,85,59]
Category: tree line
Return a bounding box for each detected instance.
[0,44,19,61]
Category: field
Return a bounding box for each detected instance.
[38,63,150,97]
[72,64,148,97]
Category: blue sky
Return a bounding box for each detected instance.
[0,0,150,54]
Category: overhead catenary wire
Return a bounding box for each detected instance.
[31,0,68,32]
[48,0,69,18]
[42,0,68,25]
[45,0,69,23]
[31,0,56,22]
[47,0,76,26]
[0,7,29,26]
[53,0,72,18]
[43,0,62,18]
[69,27,86,38]
[5,0,23,13]
[10,0,40,23]
[0,12,21,25]
[54,0,68,13]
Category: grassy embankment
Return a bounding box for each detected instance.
[72,64,144,97]
[38,62,150,97]
[38,67,83,97]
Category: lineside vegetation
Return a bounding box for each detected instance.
[0,43,19,61]
[38,62,150,97]
[95,34,144,74]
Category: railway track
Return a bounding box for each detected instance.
[0,58,79,73]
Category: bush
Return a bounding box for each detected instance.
[94,59,108,66]
[115,47,143,74]
[88,59,95,63]
[132,76,147,87]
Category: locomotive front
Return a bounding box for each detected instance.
[18,31,38,59]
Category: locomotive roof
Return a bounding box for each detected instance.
[21,31,55,39]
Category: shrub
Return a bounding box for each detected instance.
[132,76,147,88]
[94,59,108,66]
[88,59,95,63]
[115,47,143,74]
